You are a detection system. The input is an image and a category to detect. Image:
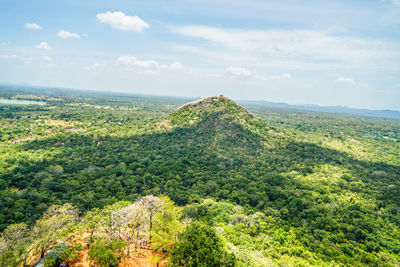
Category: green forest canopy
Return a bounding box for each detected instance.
[0,87,400,266]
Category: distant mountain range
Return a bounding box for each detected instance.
[238,100,400,120]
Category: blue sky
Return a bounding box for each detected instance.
[0,0,399,109]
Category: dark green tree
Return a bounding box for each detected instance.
[170,222,235,267]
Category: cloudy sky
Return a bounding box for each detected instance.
[0,0,400,109]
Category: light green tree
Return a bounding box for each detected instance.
[82,208,102,244]
[151,196,183,253]
[88,238,126,267]
[0,223,30,267]
[32,203,79,259]
[136,195,164,243]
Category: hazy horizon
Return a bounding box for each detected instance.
[3,82,400,113]
[1,0,399,110]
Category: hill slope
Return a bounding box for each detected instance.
[158,95,283,151]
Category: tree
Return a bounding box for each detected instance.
[136,195,164,243]
[88,238,126,267]
[82,208,102,244]
[32,203,79,259]
[111,202,148,255]
[96,201,130,240]
[151,196,183,252]
[0,223,29,267]
[1,223,28,250]
[54,243,83,266]
[170,222,236,267]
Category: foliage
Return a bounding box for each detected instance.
[135,195,165,243]
[82,207,102,240]
[32,203,79,258]
[1,87,400,265]
[151,196,183,252]
[170,222,236,267]
[0,223,29,267]
[55,243,83,265]
[88,238,126,267]
[1,223,28,250]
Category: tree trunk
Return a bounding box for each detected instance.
[149,214,153,243]
[22,247,32,267]
[40,247,45,259]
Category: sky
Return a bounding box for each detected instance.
[0,0,400,110]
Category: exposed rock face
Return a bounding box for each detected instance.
[175,95,228,111]
[175,95,253,118]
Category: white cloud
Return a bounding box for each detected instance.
[226,67,291,80]
[58,30,80,39]
[118,56,159,68]
[36,42,52,50]
[335,77,356,85]
[0,54,32,63]
[25,23,42,30]
[42,56,52,63]
[266,73,292,80]
[118,56,182,72]
[86,63,106,70]
[227,66,252,77]
[169,62,183,70]
[171,25,396,68]
[42,56,55,66]
[0,55,21,59]
[64,58,75,65]
[97,11,149,32]
[395,83,400,87]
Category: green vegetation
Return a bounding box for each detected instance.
[88,238,126,267]
[1,87,400,266]
[170,222,236,267]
